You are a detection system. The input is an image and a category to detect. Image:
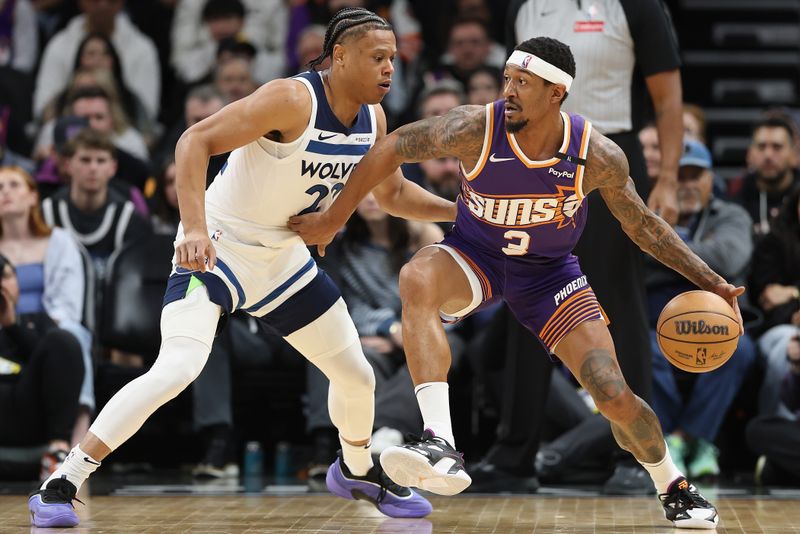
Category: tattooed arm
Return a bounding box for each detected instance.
[583,130,745,330]
[289,105,485,252]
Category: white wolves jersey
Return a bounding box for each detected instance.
[168,71,377,321]
[205,70,377,251]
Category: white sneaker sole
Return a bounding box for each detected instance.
[380,447,472,496]
[671,513,720,529]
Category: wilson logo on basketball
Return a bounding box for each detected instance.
[674,320,730,336]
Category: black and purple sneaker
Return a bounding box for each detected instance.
[379,429,471,496]
[326,451,432,518]
[28,476,81,528]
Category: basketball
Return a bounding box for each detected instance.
[656,290,740,373]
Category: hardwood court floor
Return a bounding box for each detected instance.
[4,494,800,533]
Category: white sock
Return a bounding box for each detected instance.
[340,436,373,477]
[415,382,455,448]
[640,444,685,494]
[41,445,101,492]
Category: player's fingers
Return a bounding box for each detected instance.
[190,243,203,272]
[318,243,326,257]
[207,243,217,271]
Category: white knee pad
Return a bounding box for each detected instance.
[160,285,222,349]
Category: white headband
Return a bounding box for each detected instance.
[506,50,573,91]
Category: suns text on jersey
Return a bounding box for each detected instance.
[461,183,582,229]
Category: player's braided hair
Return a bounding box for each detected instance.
[308,7,392,70]
[514,37,576,103]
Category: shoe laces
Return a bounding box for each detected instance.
[660,483,711,511]
[33,477,84,508]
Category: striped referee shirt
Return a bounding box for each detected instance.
[506,0,680,135]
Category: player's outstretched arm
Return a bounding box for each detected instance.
[370,104,457,223]
[289,105,485,253]
[174,79,310,271]
[584,131,745,333]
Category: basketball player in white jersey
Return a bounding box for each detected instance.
[28,8,453,527]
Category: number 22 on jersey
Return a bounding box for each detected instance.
[299,182,344,215]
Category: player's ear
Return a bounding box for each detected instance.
[550,84,566,104]
[332,43,346,66]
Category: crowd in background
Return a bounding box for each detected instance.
[0,0,798,492]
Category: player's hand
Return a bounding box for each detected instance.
[647,176,679,226]
[175,229,217,273]
[287,211,340,257]
[709,283,745,336]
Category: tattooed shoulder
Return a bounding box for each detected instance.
[394,105,486,163]
[582,130,630,194]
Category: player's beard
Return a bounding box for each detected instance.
[505,118,529,133]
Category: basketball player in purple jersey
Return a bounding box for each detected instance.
[291,37,744,529]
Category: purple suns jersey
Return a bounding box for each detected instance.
[453,100,593,263]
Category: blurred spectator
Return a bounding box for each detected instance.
[36,82,150,165]
[149,157,179,236]
[70,33,154,137]
[34,0,161,122]
[214,56,257,103]
[170,0,287,85]
[734,117,799,238]
[645,140,755,479]
[41,129,151,281]
[437,17,504,86]
[0,0,38,74]
[418,80,465,119]
[683,103,706,144]
[420,156,460,204]
[639,123,660,182]
[466,66,502,105]
[750,188,800,416]
[642,118,725,200]
[0,166,93,445]
[508,1,684,494]
[0,253,85,481]
[295,24,327,73]
[306,193,450,484]
[155,84,225,172]
[746,333,800,486]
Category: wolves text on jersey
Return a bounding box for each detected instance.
[301,160,358,181]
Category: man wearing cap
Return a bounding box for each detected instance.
[644,139,756,480]
[292,36,744,529]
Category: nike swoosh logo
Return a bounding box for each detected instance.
[489,153,515,163]
[541,9,556,16]
[84,456,101,465]
[318,133,337,141]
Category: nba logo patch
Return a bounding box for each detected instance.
[521,55,532,68]
[695,347,707,366]
[211,230,223,241]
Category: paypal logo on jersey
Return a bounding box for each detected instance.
[300,160,358,180]
[548,167,574,179]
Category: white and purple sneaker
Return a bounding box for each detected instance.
[28,476,80,528]
[326,451,432,518]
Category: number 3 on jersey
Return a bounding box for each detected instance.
[502,230,530,256]
[299,182,344,215]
